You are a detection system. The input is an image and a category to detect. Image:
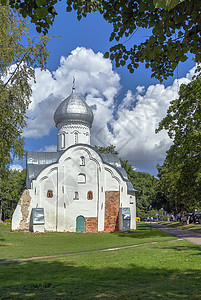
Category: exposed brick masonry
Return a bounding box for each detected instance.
[104,191,119,232]
[85,217,98,232]
[18,190,32,231]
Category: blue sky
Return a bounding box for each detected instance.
[12,2,196,175]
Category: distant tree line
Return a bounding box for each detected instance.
[0,169,26,221]
[96,145,158,219]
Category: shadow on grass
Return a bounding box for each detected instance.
[160,244,201,255]
[115,223,173,239]
[0,259,201,299]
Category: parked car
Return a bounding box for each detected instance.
[194,213,201,224]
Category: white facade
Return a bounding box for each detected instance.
[12,88,136,232]
[57,123,90,151]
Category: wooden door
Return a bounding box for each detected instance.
[76,215,85,232]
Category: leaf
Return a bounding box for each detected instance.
[35,7,49,19]
[36,0,47,7]
[153,0,182,11]
[0,0,9,5]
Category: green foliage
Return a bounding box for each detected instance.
[121,160,158,219]
[7,0,58,34]
[0,169,26,221]
[0,4,49,176]
[153,0,184,11]
[6,0,201,81]
[156,77,201,212]
[95,144,158,218]
[94,144,118,154]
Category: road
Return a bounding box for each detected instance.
[149,222,201,246]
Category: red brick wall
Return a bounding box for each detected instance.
[104,191,120,232]
[85,217,98,232]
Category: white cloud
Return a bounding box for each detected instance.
[9,164,23,172]
[24,47,195,174]
[24,47,120,139]
[39,145,57,152]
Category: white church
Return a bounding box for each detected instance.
[12,85,137,233]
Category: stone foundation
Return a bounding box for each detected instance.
[85,217,98,232]
[18,189,31,230]
[104,191,119,232]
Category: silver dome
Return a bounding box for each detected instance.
[54,88,94,127]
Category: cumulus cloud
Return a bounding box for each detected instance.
[39,145,57,152]
[24,47,120,139]
[24,46,195,174]
[9,164,23,172]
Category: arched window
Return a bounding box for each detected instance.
[87,191,93,200]
[130,196,134,204]
[80,156,85,166]
[74,132,78,144]
[47,190,53,198]
[61,133,65,148]
[78,173,86,184]
[74,191,79,200]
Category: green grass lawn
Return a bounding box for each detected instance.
[0,223,176,260]
[0,223,201,299]
[159,221,201,233]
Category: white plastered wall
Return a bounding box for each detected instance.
[57,123,90,151]
[57,146,100,231]
[12,145,136,232]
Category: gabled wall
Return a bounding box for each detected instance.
[12,145,136,232]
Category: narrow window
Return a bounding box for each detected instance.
[74,132,78,144]
[47,190,53,198]
[78,173,86,183]
[87,191,93,200]
[130,196,133,204]
[74,191,79,200]
[80,156,85,166]
[61,133,65,148]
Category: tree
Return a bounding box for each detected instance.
[156,76,201,212]
[153,162,183,213]
[95,145,158,218]
[0,4,49,177]
[6,0,201,81]
[0,169,26,221]
[94,144,118,155]
[121,160,158,219]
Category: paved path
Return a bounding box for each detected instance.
[149,222,201,246]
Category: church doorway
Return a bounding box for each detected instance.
[76,215,85,232]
